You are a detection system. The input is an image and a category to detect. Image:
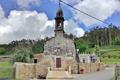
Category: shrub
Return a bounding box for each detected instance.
[112,36,120,45]
[0,48,6,55]
[12,46,33,63]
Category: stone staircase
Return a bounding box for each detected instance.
[46,68,74,80]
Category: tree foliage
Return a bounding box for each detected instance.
[0,47,6,55]
[32,40,44,53]
[75,38,88,53]
[83,24,120,47]
[12,46,33,63]
[112,36,120,45]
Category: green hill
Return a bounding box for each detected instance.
[99,45,120,64]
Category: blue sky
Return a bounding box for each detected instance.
[0,0,120,43]
[0,0,73,19]
[0,0,120,29]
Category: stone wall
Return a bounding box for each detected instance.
[35,64,48,78]
[15,58,51,80]
[79,63,104,74]
[64,57,105,74]
[15,63,35,80]
[115,65,120,80]
[15,57,105,80]
[34,54,44,63]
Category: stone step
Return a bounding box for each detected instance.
[51,68,66,71]
[46,71,74,79]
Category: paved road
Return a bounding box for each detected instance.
[0,78,8,80]
[75,67,115,80]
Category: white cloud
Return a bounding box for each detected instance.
[0,10,48,43]
[40,20,55,39]
[0,6,84,44]
[17,0,40,9]
[64,20,84,37]
[73,0,120,26]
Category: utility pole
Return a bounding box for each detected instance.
[76,49,80,74]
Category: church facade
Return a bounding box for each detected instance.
[44,6,76,68]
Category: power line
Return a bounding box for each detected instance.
[60,0,110,25]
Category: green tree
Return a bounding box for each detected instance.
[83,24,120,47]
[0,47,6,55]
[32,40,44,53]
[75,38,88,53]
[12,46,33,63]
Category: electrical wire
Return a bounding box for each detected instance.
[60,0,110,25]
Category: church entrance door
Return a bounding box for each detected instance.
[56,57,61,68]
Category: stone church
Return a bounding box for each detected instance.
[15,2,104,80]
[44,5,76,68]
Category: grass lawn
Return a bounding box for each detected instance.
[101,58,120,65]
[100,45,120,65]
[0,60,14,79]
[87,45,120,65]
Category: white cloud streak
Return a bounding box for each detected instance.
[17,0,40,9]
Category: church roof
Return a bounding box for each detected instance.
[56,6,63,17]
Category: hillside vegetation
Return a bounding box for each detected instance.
[100,45,120,64]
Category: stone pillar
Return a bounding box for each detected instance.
[69,66,71,74]
[48,67,50,72]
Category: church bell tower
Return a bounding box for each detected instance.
[55,0,64,36]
